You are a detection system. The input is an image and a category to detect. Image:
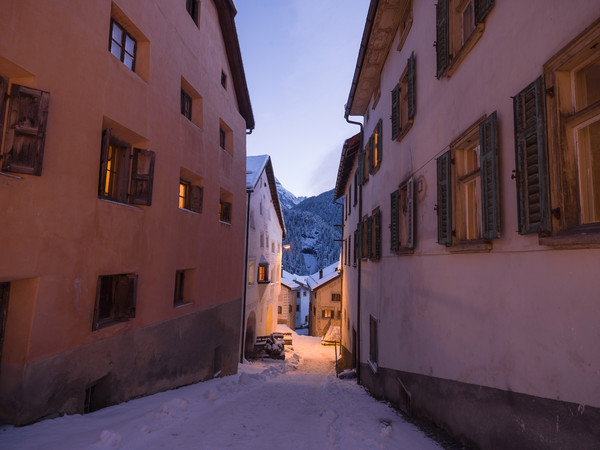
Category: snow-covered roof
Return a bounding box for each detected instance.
[306,261,341,290]
[281,270,308,290]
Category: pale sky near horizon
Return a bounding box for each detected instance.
[235,0,370,198]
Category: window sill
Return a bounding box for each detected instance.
[257,280,270,284]
[179,207,201,215]
[368,359,378,374]
[443,24,485,79]
[447,239,492,254]
[394,121,413,142]
[539,227,600,249]
[219,220,232,226]
[98,197,143,211]
[394,247,414,256]
[174,301,194,309]
[0,171,23,180]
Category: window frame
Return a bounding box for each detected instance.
[392,52,416,141]
[391,176,416,253]
[181,89,192,120]
[109,19,137,71]
[92,273,137,331]
[258,263,270,283]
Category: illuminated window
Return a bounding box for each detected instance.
[248,260,255,285]
[322,309,333,319]
[258,263,269,283]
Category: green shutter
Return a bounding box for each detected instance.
[437,151,452,245]
[407,52,416,120]
[475,0,494,23]
[406,177,415,249]
[376,119,383,166]
[375,210,382,260]
[356,222,362,259]
[480,112,500,239]
[391,84,400,140]
[358,151,365,185]
[367,215,373,258]
[390,190,400,251]
[513,77,551,234]
[435,0,449,79]
[368,136,374,174]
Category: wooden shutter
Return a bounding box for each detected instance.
[374,209,382,260]
[435,0,449,79]
[130,148,155,206]
[390,190,400,251]
[116,141,131,204]
[513,77,551,234]
[92,277,103,331]
[368,136,374,174]
[480,112,500,239]
[1,84,50,175]
[406,177,415,249]
[437,150,452,245]
[190,185,203,213]
[356,223,362,259]
[367,216,373,258]
[475,0,494,23]
[376,120,382,166]
[0,77,8,150]
[126,274,138,318]
[391,84,400,140]
[407,52,416,120]
[358,151,365,185]
[98,129,111,196]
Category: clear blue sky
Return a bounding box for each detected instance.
[235,0,370,197]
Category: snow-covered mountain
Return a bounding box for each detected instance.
[278,185,343,275]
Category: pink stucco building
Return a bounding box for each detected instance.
[0,0,253,424]
[335,0,600,448]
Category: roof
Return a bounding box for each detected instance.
[306,261,341,290]
[333,133,361,200]
[214,0,255,131]
[345,0,411,117]
[281,270,308,290]
[246,155,286,238]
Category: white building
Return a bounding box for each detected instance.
[281,270,311,329]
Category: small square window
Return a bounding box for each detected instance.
[92,274,137,330]
[258,263,269,283]
[331,293,341,302]
[322,309,333,319]
[110,19,137,71]
[181,89,192,120]
[179,174,203,213]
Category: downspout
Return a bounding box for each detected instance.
[240,190,252,363]
[345,115,363,385]
[333,198,344,372]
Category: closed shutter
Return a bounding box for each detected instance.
[1,84,50,175]
[0,77,7,149]
[475,0,494,23]
[435,0,449,79]
[374,209,382,260]
[390,190,400,251]
[98,129,112,196]
[437,150,452,245]
[358,151,365,185]
[356,222,362,259]
[391,84,400,140]
[368,136,374,174]
[190,185,203,213]
[406,177,415,249]
[130,148,156,206]
[513,77,550,234]
[376,120,382,166]
[407,52,416,120]
[367,216,373,258]
[480,112,500,239]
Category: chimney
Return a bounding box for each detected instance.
[319,269,323,279]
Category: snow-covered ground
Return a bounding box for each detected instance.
[0,328,441,449]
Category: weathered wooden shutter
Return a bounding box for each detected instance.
[480,112,500,239]
[367,215,373,258]
[126,274,138,318]
[513,77,551,235]
[475,0,494,23]
[356,223,362,259]
[130,148,155,206]
[374,210,382,260]
[358,151,365,185]
[1,84,50,175]
[435,0,449,79]
[368,136,374,174]
[0,77,8,150]
[407,52,416,120]
[391,84,400,140]
[116,142,131,204]
[98,129,112,196]
[376,120,382,166]
[437,150,452,245]
[390,190,400,251]
[190,185,203,213]
[406,177,415,249]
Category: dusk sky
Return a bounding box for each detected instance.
[235,0,370,198]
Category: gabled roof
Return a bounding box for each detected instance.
[306,261,341,291]
[281,270,309,290]
[246,155,286,238]
[345,0,411,118]
[334,133,361,200]
[214,0,255,131]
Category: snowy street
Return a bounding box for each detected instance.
[0,329,442,449]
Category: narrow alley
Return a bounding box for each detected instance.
[0,329,443,449]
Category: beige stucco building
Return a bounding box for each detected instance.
[307,262,342,338]
[0,0,253,425]
[243,155,285,357]
[335,0,600,448]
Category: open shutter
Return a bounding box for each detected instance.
[480,112,500,239]
[98,129,111,196]
[475,0,494,23]
[368,136,374,174]
[0,77,8,149]
[407,52,416,120]
[356,222,363,259]
[376,120,382,166]
[437,150,452,245]
[358,151,365,185]
[375,210,382,260]
[130,148,155,206]
[513,77,550,235]
[92,277,102,331]
[435,0,449,79]
[390,190,400,251]
[190,185,203,213]
[407,177,415,249]
[367,216,373,258]
[1,84,50,175]
[391,84,400,140]
[117,143,131,204]
[127,274,138,318]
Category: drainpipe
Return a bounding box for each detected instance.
[345,115,363,385]
[333,197,344,371]
[240,190,252,363]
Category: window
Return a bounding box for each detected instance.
[368,120,383,174]
[186,0,199,24]
[179,179,203,213]
[271,242,275,253]
[92,274,137,330]
[391,53,416,141]
[260,234,264,248]
[181,89,192,120]
[296,292,300,299]
[266,235,269,249]
[248,260,255,285]
[173,270,193,307]
[435,0,494,78]
[369,315,378,370]
[358,142,370,185]
[437,113,500,247]
[219,189,233,223]
[528,19,600,245]
[278,306,282,314]
[110,19,136,71]
[99,128,155,206]
[322,309,333,319]
[219,127,226,149]
[331,293,341,302]
[289,305,292,314]
[221,71,227,89]
[0,81,50,176]
[391,177,415,252]
[296,304,300,311]
[303,291,307,297]
[258,263,269,283]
